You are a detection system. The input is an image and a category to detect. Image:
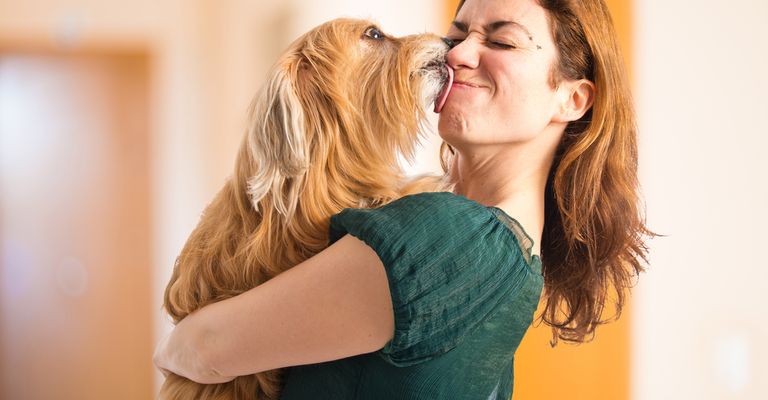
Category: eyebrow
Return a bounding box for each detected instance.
[451,20,535,41]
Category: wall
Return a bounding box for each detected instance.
[632,1,768,398]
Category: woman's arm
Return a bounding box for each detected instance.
[153,234,395,383]
[153,320,235,384]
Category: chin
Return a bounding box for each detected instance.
[438,102,477,138]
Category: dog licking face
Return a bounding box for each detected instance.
[161,18,451,400]
[245,18,453,217]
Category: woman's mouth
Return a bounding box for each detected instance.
[452,80,482,89]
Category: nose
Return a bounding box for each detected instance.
[441,37,455,49]
[446,36,479,70]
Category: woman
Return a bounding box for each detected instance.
[154,0,652,398]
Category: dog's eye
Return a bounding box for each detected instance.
[364,27,384,40]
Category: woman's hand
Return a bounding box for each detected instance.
[152,317,237,385]
[152,331,172,378]
[152,234,395,379]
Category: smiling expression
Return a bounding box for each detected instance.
[438,0,565,148]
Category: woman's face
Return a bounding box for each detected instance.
[439,0,564,147]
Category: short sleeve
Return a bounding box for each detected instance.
[328,192,533,367]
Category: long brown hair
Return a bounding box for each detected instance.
[445,0,656,345]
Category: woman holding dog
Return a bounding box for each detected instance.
[154,0,653,398]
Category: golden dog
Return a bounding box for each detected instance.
[160,18,453,400]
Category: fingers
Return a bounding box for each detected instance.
[152,331,173,377]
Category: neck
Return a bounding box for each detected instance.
[448,134,560,255]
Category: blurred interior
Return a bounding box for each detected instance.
[1,0,766,399]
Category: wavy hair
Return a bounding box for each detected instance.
[444,0,657,345]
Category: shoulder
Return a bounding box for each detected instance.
[329,192,482,241]
[348,191,475,215]
[378,191,472,210]
[326,192,540,365]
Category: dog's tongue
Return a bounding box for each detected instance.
[433,65,454,113]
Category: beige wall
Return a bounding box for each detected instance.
[632,0,768,399]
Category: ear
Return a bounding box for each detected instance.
[552,79,595,123]
[245,66,308,217]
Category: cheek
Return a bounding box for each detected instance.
[493,87,558,139]
[495,67,555,112]
[490,70,532,118]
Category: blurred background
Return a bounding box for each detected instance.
[0,0,766,399]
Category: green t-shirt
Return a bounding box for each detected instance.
[279,191,544,400]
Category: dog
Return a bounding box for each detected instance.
[159,18,453,400]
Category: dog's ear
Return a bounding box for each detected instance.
[245,66,308,219]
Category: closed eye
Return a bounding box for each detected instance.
[487,41,516,49]
[446,37,517,50]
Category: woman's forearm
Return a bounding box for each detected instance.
[155,234,398,381]
[153,305,237,384]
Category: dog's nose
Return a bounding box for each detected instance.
[442,37,455,49]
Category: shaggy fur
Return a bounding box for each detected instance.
[160,18,451,400]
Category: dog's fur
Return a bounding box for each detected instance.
[160,18,451,400]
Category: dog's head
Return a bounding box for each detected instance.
[242,18,452,218]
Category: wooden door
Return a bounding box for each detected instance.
[0,51,153,400]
